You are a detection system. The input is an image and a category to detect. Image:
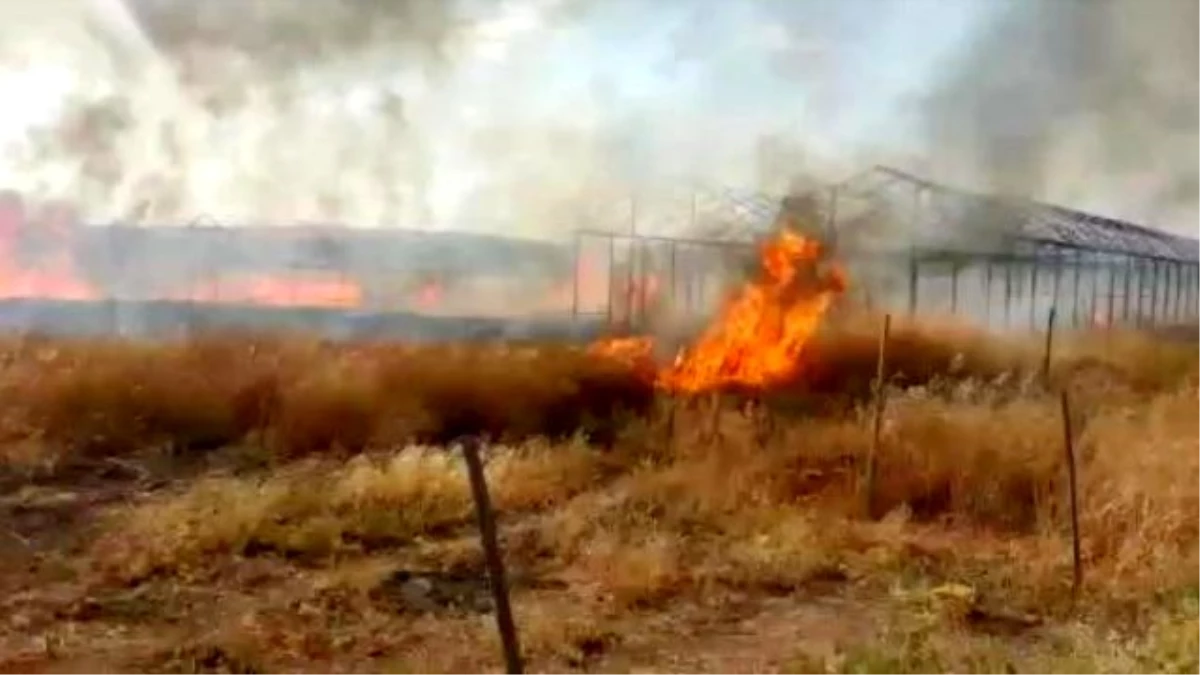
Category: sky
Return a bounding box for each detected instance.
[476,0,992,175]
[0,0,1192,238]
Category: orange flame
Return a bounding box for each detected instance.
[0,194,99,301]
[413,280,444,311]
[180,274,363,308]
[590,229,846,394]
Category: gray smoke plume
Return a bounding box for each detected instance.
[0,0,868,235]
[918,0,1199,236]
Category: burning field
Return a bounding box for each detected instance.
[0,228,1196,673]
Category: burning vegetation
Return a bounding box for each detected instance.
[0,184,1196,675]
[591,228,847,394]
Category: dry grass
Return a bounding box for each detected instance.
[0,335,655,473]
[0,319,1196,673]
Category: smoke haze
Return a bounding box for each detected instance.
[0,0,950,235]
[918,0,1199,237]
[0,0,1194,238]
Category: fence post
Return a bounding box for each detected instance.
[1052,252,1063,320]
[1163,260,1172,321]
[1172,261,1183,321]
[1131,259,1140,326]
[1080,251,1089,326]
[1193,264,1198,319]
[460,437,524,675]
[1122,257,1133,324]
[605,234,615,328]
[668,241,678,314]
[1190,265,1196,319]
[1043,306,1057,382]
[1059,391,1083,600]
[1152,257,1161,319]
[1105,260,1116,329]
[1088,258,1100,327]
[863,314,892,517]
[1188,264,1195,320]
[1149,260,1161,325]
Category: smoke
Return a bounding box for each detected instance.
[0,0,911,235]
[917,0,1199,236]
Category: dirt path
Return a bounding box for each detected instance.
[586,594,877,674]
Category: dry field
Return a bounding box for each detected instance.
[0,318,1195,674]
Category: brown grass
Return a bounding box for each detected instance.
[0,336,656,472]
[0,318,1196,673]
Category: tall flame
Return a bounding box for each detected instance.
[590,229,846,394]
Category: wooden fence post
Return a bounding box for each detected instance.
[461,436,524,674]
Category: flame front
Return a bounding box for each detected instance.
[589,229,846,394]
[177,274,364,308]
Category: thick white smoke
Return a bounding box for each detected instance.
[0,0,931,236]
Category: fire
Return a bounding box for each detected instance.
[589,229,846,394]
[180,274,363,308]
[413,279,444,311]
[0,193,99,301]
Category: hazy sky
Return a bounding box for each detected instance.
[0,0,1003,227]
[452,0,993,173]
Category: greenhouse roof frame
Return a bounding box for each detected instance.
[850,167,1199,263]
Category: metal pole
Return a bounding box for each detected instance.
[908,186,922,317]
[908,250,919,316]
[1029,259,1039,330]
[984,260,993,327]
[1158,260,1168,321]
[1071,253,1082,328]
[1157,260,1165,322]
[570,233,581,321]
[950,262,959,316]
[1179,262,1187,320]
[1004,261,1013,327]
